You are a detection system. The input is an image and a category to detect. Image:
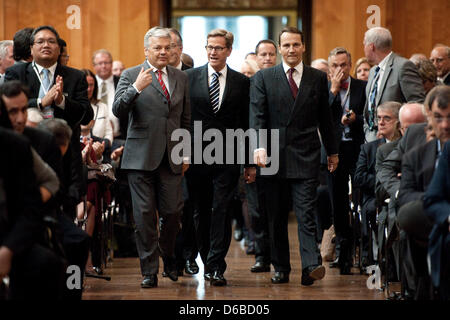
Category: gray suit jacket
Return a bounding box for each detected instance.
[112,61,190,173]
[363,53,425,142]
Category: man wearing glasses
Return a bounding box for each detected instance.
[185,28,251,286]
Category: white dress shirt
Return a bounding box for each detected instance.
[282,61,303,88]
[96,74,120,137]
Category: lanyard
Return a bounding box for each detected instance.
[33,62,53,95]
[341,80,351,111]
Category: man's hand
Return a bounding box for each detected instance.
[134,67,153,92]
[92,141,105,160]
[327,154,339,172]
[244,167,256,184]
[54,75,64,105]
[0,246,13,281]
[330,67,344,96]
[182,163,189,176]
[341,110,356,125]
[41,85,59,107]
[111,146,124,161]
[254,148,267,168]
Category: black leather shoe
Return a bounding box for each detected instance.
[271,271,289,284]
[301,265,325,286]
[204,272,212,281]
[234,228,243,241]
[210,271,227,286]
[185,260,199,275]
[163,258,178,282]
[251,261,270,273]
[339,262,353,275]
[246,241,255,255]
[141,275,158,288]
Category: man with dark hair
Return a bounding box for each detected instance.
[12,27,34,63]
[255,39,277,70]
[250,26,338,286]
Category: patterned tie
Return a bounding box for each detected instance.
[288,68,298,99]
[100,81,108,105]
[368,66,381,131]
[209,72,221,113]
[156,70,170,104]
[38,68,51,99]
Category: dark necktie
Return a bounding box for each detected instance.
[157,70,170,104]
[209,72,221,113]
[288,68,298,99]
[368,66,381,131]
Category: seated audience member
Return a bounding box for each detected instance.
[409,53,428,66]
[240,59,259,78]
[354,57,372,81]
[417,59,438,94]
[430,45,450,85]
[423,140,450,300]
[396,85,450,299]
[81,68,113,147]
[112,60,125,77]
[12,27,34,63]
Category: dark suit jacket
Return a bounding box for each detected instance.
[186,64,250,167]
[375,139,399,203]
[181,62,191,71]
[328,77,367,148]
[250,63,337,179]
[443,73,450,86]
[398,139,438,207]
[0,128,43,255]
[5,62,93,128]
[363,53,425,140]
[354,138,385,212]
[113,61,191,174]
[423,140,450,288]
[378,122,427,199]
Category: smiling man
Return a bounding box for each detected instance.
[113,26,191,289]
[250,26,338,286]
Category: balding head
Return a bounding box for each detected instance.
[399,102,427,134]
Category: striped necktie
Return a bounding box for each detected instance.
[368,66,381,131]
[38,68,51,99]
[288,68,298,99]
[209,72,221,113]
[100,81,108,105]
[156,70,170,104]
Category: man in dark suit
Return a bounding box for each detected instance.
[113,26,190,288]
[363,27,425,142]
[167,27,199,277]
[430,45,450,86]
[5,25,93,220]
[250,26,338,286]
[185,28,250,286]
[424,140,450,300]
[327,47,366,274]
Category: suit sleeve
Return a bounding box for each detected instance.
[399,60,426,103]
[378,145,402,199]
[249,71,268,133]
[375,147,391,204]
[63,73,93,126]
[354,144,374,192]
[4,66,39,109]
[423,142,450,225]
[180,73,191,131]
[318,73,338,155]
[113,69,139,118]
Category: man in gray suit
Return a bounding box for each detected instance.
[250,26,338,286]
[363,27,425,142]
[113,27,190,288]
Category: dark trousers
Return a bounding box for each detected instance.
[246,177,270,264]
[261,177,321,273]
[186,164,240,274]
[329,140,360,261]
[8,243,65,300]
[127,158,183,276]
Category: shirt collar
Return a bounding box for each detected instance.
[33,61,57,76]
[377,51,393,71]
[146,60,168,75]
[175,61,183,70]
[282,61,303,76]
[96,74,114,84]
[208,63,227,79]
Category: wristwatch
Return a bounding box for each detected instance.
[37,98,43,110]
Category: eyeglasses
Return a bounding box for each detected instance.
[33,38,58,46]
[377,115,394,123]
[94,61,112,66]
[150,46,171,52]
[205,45,226,52]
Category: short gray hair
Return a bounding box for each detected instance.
[377,101,401,119]
[328,47,352,64]
[144,27,171,48]
[0,40,13,59]
[364,27,392,51]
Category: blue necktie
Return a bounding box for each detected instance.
[209,72,221,113]
[368,66,381,131]
[38,68,51,99]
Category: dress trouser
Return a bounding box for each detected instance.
[127,155,183,276]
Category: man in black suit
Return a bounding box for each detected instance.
[327,47,366,274]
[167,27,199,277]
[185,28,250,286]
[430,45,450,86]
[250,26,338,286]
[5,25,93,220]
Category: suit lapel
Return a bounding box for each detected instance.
[221,66,232,109]
[423,140,438,184]
[275,64,295,116]
[200,64,213,111]
[349,77,357,111]
[148,61,166,100]
[26,63,42,97]
[167,66,177,98]
[376,53,394,105]
[288,64,312,125]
